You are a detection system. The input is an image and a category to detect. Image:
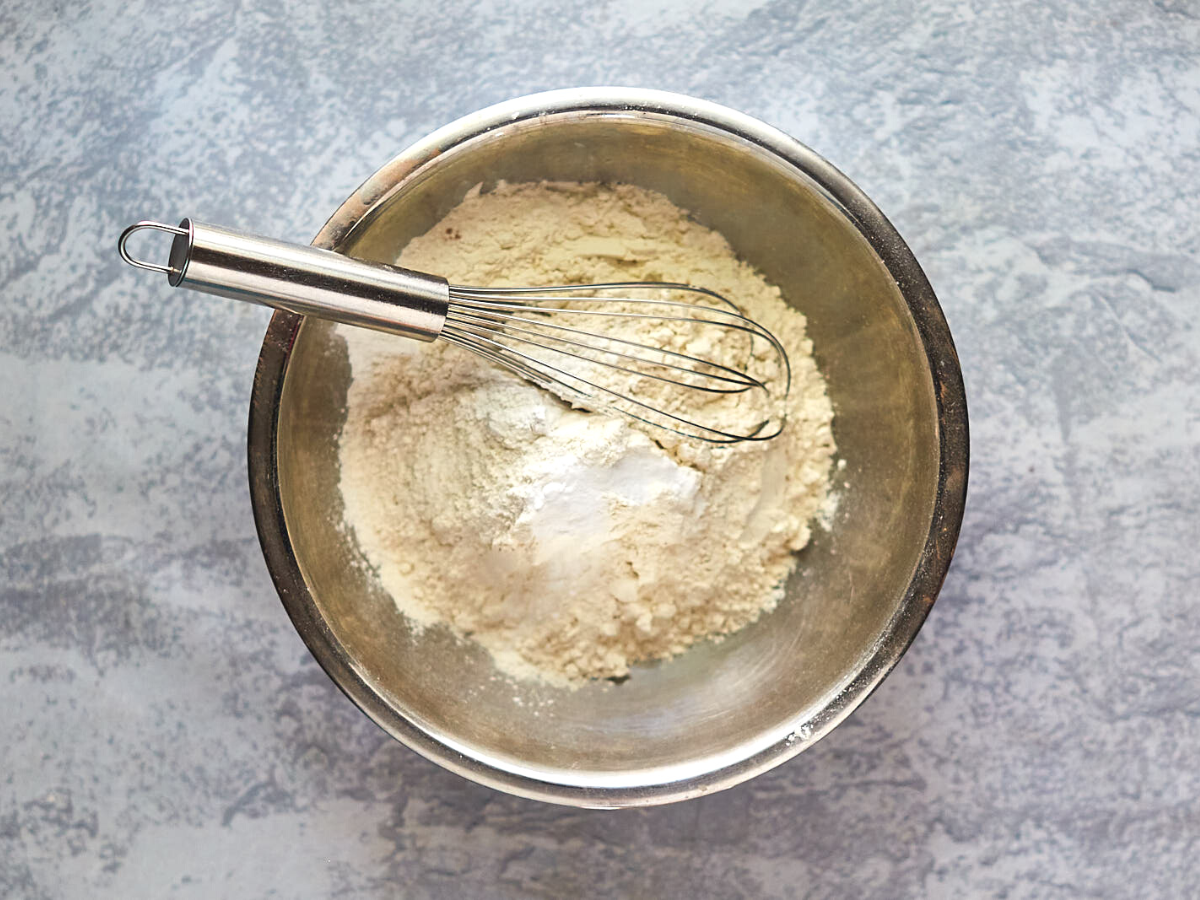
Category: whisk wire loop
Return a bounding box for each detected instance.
[444,308,765,392]
[439,328,776,444]
[441,282,791,443]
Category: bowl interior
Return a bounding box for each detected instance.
[273,111,939,790]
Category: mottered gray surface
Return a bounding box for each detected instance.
[2,0,1198,896]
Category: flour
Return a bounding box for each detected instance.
[337,182,836,686]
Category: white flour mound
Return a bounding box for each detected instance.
[337,182,836,686]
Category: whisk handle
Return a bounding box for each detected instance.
[118,219,449,342]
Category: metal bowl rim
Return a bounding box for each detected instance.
[247,87,969,808]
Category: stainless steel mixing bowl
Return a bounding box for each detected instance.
[248,88,969,807]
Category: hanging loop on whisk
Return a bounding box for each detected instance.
[117,221,189,275]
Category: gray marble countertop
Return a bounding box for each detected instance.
[3,1,1198,897]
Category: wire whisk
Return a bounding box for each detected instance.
[119,219,791,443]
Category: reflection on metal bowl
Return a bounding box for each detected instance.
[247,88,969,808]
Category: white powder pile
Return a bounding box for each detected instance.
[337,182,836,686]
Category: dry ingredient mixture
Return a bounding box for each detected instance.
[337,182,836,686]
